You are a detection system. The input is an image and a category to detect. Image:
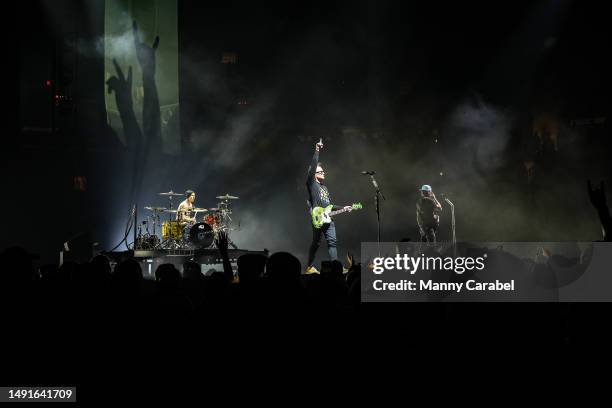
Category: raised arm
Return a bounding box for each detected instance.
[306,141,323,185]
[133,20,159,78]
[431,192,443,211]
[133,20,162,152]
[215,231,234,282]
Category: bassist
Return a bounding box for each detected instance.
[305,140,353,273]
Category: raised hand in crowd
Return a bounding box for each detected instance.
[215,230,234,281]
[587,180,611,241]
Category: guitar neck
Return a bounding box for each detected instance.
[330,208,350,216]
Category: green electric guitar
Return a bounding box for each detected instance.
[311,203,363,229]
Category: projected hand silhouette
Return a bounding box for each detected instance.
[106,59,133,113]
[132,19,162,152]
[133,20,159,77]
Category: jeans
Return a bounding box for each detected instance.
[419,224,438,243]
[307,221,338,267]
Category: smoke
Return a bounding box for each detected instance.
[187,94,279,170]
[447,94,515,179]
[232,199,308,260]
[18,0,609,268]
[175,21,536,261]
[99,5,603,259]
[70,8,135,59]
[98,29,134,59]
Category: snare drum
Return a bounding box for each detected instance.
[162,220,183,240]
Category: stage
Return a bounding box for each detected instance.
[100,248,269,278]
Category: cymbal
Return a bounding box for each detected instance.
[168,208,208,213]
[144,206,168,212]
[216,194,239,200]
[159,190,184,196]
[208,207,219,211]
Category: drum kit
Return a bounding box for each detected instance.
[135,190,240,250]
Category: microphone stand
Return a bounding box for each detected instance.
[133,203,138,253]
[443,197,456,256]
[369,175,385,255]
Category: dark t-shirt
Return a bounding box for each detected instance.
[306,150,341,211]
[416,196,440,227]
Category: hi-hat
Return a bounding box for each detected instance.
[144,206,168,212]
[216,194,239,200]
[192,208,208,212]
[159,190,184,196]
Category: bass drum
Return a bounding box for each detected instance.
[189,222,214,249]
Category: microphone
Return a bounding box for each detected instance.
[361,171,376,175]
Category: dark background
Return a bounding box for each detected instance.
[10,0,612,264]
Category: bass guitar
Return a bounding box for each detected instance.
[311,203,363,229]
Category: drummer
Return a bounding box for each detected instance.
[177,189,197,227]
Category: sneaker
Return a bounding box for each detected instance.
[305,266,320,274]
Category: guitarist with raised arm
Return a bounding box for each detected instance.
[305,140,360,274]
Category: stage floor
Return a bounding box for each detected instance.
[101,248,269,278]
